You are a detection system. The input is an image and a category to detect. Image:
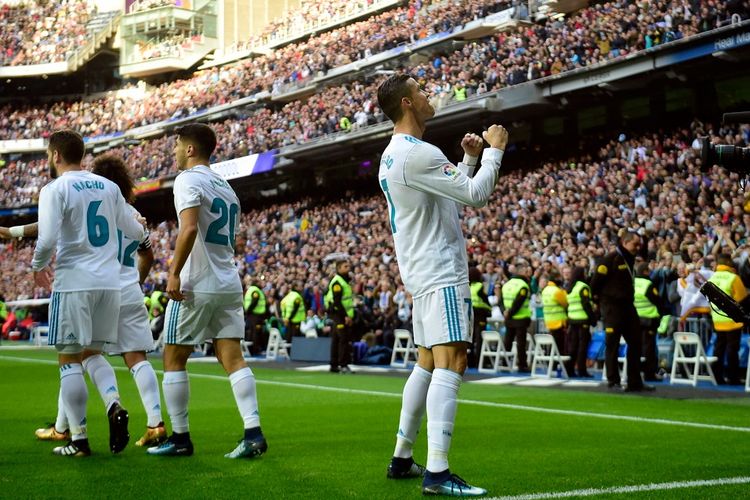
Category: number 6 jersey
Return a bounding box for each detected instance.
[173,164,242,294]
[32,170,145,291]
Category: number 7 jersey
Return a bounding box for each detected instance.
[378,134,503,298]
[173,165,242,294]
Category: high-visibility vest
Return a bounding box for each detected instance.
[541,284,567,324]
[501,278,531,320]
[0,300,7,321]
[567,281,591,321]
[708,270,742,328]
[149,291,165,319]
[324,274,354,318]
[470,282,491,310]
[244,285,266,315]
[633,277,659,319]
[281,291,305,323]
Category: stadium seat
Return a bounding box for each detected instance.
[390,329,418,368]
[266,328,290,361]
[30,324,48,347]
[669,332,718,387]
[240,340,253,358]
[602,336,628,384]
[477,330,515,374]
[530,334,570,379]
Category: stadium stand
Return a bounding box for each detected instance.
[0,0,92,66]
[0,0,745,211]
[2,0,746,143]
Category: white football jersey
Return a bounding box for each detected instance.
[32,170,145,292]
[117,204,152,289]
[172,165,242,294]
[378,133,503,298]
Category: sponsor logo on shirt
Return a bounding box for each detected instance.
[442,164,459,180]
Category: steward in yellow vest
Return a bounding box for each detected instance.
[565,266,596,377]
[707,254,748,384]
[499,261,532,371]
[281,285,305,342]
[244,282,267,355]
[149,290,167,320]
[541,273,568,361]
[325,260,355,373]
[633,263,668,381]
[469,266,492,368]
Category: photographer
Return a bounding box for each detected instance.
[706,254,748,385]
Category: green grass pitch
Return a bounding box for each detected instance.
[1,349,749,499]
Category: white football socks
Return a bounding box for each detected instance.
[162,370,190,433]
[131,360,163,427]
[426,368,462,473]
[229,367,261,429]
[82,354,120,413]
[59,363,88,440]
[394,365,432,458]
[54,387,69,432]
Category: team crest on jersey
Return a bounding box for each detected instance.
[442,164,459,180]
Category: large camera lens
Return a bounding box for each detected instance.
[698,137,750,174]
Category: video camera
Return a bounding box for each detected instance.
[697,111,750,174]
[699,281,750,323]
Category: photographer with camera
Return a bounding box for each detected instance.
[706,253,748,385]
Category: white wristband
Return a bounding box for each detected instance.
[9,226,24,238]
[462,154,478,167]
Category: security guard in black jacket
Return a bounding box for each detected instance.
[590,231,654,392]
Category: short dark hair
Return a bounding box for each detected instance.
[48,129,85,164]
[91,154,135,203]
[377,74,412,123]
[635,262,649,276]
[620,230,640,244]
[717,253,734,267]
[175,123,217,159]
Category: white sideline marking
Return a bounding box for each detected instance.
[3,355,750,434]
[472,376,530,385]
[487,476,750,500]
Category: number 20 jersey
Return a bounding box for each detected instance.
[173,165,242,294]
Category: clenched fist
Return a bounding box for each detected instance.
[461,133,484,157]
[482,124,509,151]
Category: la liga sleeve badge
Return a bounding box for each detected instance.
[442,164,460,180]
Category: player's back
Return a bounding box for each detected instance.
[379,134,468,298]
[173,165,242,294]
[117,204,150,289]
[44,171,125,291]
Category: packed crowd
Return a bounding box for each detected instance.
[128,33,205,63]
[5,0,746,144]
[2,121,748,346]
[2,0,746,204]
[0,0,93,66]
[127,0,176,14]
[252,0,387,48]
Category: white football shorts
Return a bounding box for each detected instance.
[412,284,473,348]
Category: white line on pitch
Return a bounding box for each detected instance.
[485,476,750,500]
[3,355,749,434]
